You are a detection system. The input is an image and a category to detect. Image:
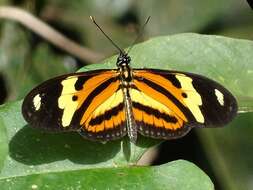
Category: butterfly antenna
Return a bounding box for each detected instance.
[90,16,125,55]
[127,16,150,54]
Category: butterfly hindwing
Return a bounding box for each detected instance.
[130,87,190,139]
[78,88,127,141]
[22,69,127,141]
[131,69,237,139]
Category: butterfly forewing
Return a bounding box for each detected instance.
[131,69,237,139]
[22,69,127,141]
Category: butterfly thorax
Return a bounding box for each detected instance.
[117,53,133,83]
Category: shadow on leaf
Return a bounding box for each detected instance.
[9,125,121,165]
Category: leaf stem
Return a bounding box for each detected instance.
[0,6,104,64]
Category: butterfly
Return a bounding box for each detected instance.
[22,17,238,144]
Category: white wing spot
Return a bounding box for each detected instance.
[33,94,41,111]
[215,89,224,106]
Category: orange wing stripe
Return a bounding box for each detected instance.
[132,104,184,131]
[133,79,187,122]
[134,71,186,106]
[80,79,120,125]
[85,105,125,133]
[82,84,125,133]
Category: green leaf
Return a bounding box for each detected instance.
[0,100,159,177]
[0,114,8,171]
[198,112,253,190]
[0,160,213,190]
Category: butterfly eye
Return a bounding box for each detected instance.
[124,56,131,63]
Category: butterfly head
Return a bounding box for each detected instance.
[117,53,131,67]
